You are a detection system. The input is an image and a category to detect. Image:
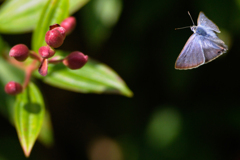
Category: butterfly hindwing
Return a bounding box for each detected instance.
[175,34,205,69]
[201,37,227,63]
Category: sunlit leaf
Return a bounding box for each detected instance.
[32,0,69,51]
[14,82,45,157]
[0,0,89,34]
[34,51,133,97]
[0,0,47,34]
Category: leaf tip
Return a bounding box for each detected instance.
[120,87,133,97]
[124,90,134,98]
[22,144,33,157]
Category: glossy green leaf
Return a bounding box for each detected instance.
[0,55,24,122]
[38,110,54,147]
[69,0,89,15]
[0,0,47,34]
[14,82,45,157]
[0,0,89,34]
[34,53,133,97]
[32,0,69,51]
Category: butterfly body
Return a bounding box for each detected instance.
[194,26,207,36]
[175,12,228,70]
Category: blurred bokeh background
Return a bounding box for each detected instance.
[1,0,240,159]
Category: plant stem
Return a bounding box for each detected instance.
[48,58,63,64]
[23,60,38,89]
[29,51,42,62]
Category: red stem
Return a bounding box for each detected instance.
[23,60,38,89]
[48,58,63,64]
[29,51,42,62]
[6,50,63,88]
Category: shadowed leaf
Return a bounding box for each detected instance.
[14,82,45,157]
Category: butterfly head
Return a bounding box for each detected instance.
[190,25,197,33]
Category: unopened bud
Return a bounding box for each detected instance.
[45,26,66,48]
[9,44,29,61]
[61,16,76,35]
[63,51,88,70]
[5,81,23,95]
[49,24,66,37]
[39,46,55,58]
[49,24,60,30]
[38,58,48,76]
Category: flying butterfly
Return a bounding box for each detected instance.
[175,11,228,70]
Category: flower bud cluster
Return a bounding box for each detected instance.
[5,16,88,96]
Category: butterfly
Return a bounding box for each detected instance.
[175,12,228,70]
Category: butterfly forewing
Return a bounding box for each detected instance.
[197,12,220,33]
[175,34,205,69]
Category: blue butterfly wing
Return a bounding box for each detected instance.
[175,34,205,69]
[197,12,220,33]
[202,37,228,63]
[197,12,228,63]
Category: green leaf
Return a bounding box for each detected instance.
[0,0,47,34]
[34,53,133,97]
[38,110,54,147]
[32,0,69,51]
[14,82,45,157]
[0,55,24,122]
[69,0,89,14]
[0,0,89,34]
[0,35,10,55]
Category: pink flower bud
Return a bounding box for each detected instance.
[49,24,60,30]
[49,24,66,37]
[63,51,88,70]
[5,81,23,95]
[61,16,76,35]
[38,58,48,76]
[38,46,55,58]
[9,44,29,61]
[55,26,66,38]
[45,26,66,48]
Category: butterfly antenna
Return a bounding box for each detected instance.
[175,26,191,30]
[188,11,195,25]
[175,12,195,30]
